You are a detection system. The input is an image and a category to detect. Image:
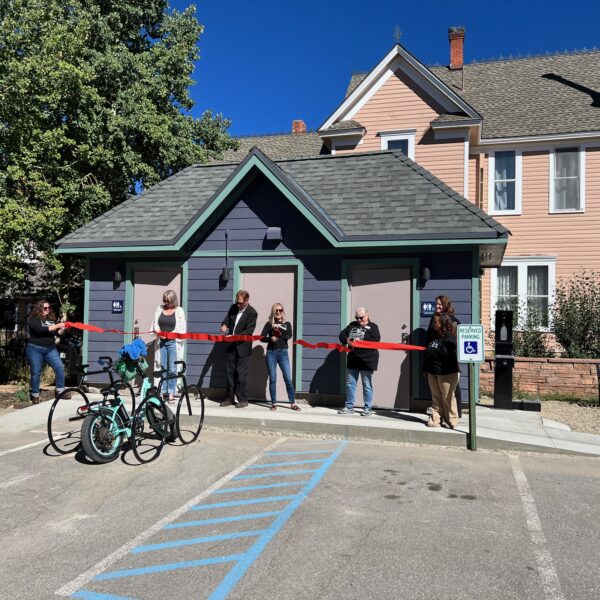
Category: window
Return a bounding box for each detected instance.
[488,150,521,215]
[491,258,555,329]
[550,147,585,212]
[379,130,416,159]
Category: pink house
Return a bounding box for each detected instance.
[226,28,600,341]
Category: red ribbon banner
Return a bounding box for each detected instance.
[64,322,425,353]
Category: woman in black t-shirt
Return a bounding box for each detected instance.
[423,312,460,429]
[26,300,67,404]
[260,303,300,411]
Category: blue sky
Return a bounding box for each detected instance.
[170,1,600,136]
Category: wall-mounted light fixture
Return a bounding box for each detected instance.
[221,229,232,283]
[420,266,431,287]
[113,269,123,290]
[266,226,282,242]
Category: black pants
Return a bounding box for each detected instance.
[226,351,250,403]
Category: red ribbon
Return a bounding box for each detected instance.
[64,322,425,352]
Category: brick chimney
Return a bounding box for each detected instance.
[448,26,465,70]
[292,119,307,134]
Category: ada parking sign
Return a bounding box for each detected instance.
[457,324,485,363]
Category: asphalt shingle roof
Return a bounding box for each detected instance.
[345,50,600,139]
[56,150,507,249]
[219,132,328,162]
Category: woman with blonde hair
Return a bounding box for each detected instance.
[260,303,300,411]
[151,289,186,403]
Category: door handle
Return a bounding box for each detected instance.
[401,333,410,344]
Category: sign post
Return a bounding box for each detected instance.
[457,324,485,451]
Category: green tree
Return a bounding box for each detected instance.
[553,270,600,358]
[0,0,237,304]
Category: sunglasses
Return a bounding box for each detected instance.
[43,306,50,310]
[355,315,366,321]
[275,309,283,313]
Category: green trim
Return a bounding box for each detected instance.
[233,258,304,392]
[82,257,90,366]
[123,261,185,349]
[470,249,481,403]
[340,258,420,404]
[58,236,507,256]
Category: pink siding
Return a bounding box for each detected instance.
[480,146,600,332]
[348,68,465,192]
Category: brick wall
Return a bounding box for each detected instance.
[480,357,600,397]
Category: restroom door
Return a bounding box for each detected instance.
[240,267,296,400]
[349,266,411,410]
[132,269,182,367]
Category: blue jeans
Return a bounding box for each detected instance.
[265,348,295,404]
[26,343,65,396]
[345,368,373,410]
[159,339,177,395]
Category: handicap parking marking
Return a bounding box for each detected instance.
[59,438,349,599]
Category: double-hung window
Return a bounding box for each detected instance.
[550,147,585,212]
[492,258,555,329]
[488,150,521,215]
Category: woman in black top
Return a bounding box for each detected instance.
[423,312,460,428]
[260,303,300,411]
[26,300,67,404]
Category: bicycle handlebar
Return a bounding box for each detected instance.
[174,360,187,375]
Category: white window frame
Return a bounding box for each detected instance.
[487,150,522,215]
[490,256,556,331]
[549,146,585,213]
[379,129,416,160]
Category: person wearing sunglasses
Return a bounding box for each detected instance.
[260,303,300,412]
[26,300,68,404]
[151,289,186,404]
[338,308,381,416]
[219,290,258,408]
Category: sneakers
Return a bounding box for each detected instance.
[235,401,248,408]
[220,399,234,407]
[426,420,441,428]
[337,407,354,415]
[362,408,372,417]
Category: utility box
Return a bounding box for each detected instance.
[494,310,514,409]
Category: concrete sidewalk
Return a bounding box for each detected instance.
[2,396,600,456]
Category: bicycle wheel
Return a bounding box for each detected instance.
[131,395,169,463]
[176,384,205,444]
[81,406,124,463]
[47,388,90,454]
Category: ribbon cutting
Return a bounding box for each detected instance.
[64,322,425,353]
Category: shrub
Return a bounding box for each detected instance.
[553,270,600,358]
[513,307,553,358]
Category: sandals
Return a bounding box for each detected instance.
[290,404,301,412]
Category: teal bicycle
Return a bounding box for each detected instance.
[80,355,174,464]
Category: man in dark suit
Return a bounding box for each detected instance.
[219,290,258,408]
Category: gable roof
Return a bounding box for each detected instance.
[320,44,480,133]
[55,148,508,253]
[346,50,600,139]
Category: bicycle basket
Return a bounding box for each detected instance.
[114,357,148,383]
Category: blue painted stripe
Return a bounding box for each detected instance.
[164,511,282,529]
[95,553,243,581]
[265,450,333,456]
[208,441,349,600]
[213,481,308,495]
[71,591,137,600]
[191,495,295,511]
[232,468,318,481]
[132,529,266,553]
[247,459,327,469]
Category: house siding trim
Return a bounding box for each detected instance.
[232,258,305,391]
[82,256,90,366]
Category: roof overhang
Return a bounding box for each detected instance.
[318,127,365,141]
[319,45,480,132]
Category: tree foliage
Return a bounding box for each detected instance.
[553,270,600,358]
[0,0,237,297]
